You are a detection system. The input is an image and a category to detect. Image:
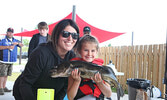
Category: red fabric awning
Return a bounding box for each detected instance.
[14,13,124,43]
[14,13,71,37]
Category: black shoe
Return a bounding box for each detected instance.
[4,87,12,92]
[0,88,4,95]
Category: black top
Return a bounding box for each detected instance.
[0,50,3,60]
[28,33,51,58]
[0,40,3,60]
[38,35,47,45]
[13,42,75,100]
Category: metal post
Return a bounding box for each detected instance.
[72,5,76,22]
[19,28,23,65]
[131,31,134,46]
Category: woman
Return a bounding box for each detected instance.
[13,19,80,100]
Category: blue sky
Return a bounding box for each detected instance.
[0,0,166,46]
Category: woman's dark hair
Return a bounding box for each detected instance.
[51,19,80,50]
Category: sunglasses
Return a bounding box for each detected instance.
[62,31,79,40]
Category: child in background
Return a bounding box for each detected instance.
[67,35,112,100]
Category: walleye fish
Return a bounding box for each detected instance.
[50,60,124,100]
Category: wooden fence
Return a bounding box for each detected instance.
[98,44,166,96]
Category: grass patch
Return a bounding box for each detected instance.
[13,62,27,66]
[8,72,21,82]
[111,87,128,94]
[18,46,28,53]
[8,59,26,82]
[111,87,117,92]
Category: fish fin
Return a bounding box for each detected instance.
[116,87,121,100]
[119,84,124,97]
[104,80,112,85]
[116,84,124,100]
[112,83,124,100]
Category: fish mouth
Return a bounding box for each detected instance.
[51,67,71,78]
[51,72,68,78]
[50,68,57,74]
[50,66,58,72]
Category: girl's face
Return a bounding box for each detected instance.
[79,42,98,62]
[57,25,78,52]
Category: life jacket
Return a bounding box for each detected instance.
[70,57,105,100]
[70,57,104,66]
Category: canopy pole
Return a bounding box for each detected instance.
[19,27,23,65]
[131,31,134,46]
[72,5,76,22]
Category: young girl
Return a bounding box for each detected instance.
[67,35,112,100]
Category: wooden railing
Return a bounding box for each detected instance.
[98,44,166,96]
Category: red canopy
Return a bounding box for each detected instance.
[14,13,124,43]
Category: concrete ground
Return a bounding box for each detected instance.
[0,81,15,100]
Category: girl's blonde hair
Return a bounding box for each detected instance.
[77,35,99,52]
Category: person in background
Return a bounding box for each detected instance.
[0,39,3,61]
[13,19,80,100]
[67,35,112,100]
[0,28,23,95]
[28,21,51,57]
[83,26,91,35]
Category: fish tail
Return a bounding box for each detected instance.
[116,84,124,100]
[119,84,124,97]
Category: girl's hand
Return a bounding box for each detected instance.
[92,72,103,84]
[71,68,81,82]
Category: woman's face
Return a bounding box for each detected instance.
[57,25,78,52]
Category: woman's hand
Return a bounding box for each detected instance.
[71,68,81,82]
